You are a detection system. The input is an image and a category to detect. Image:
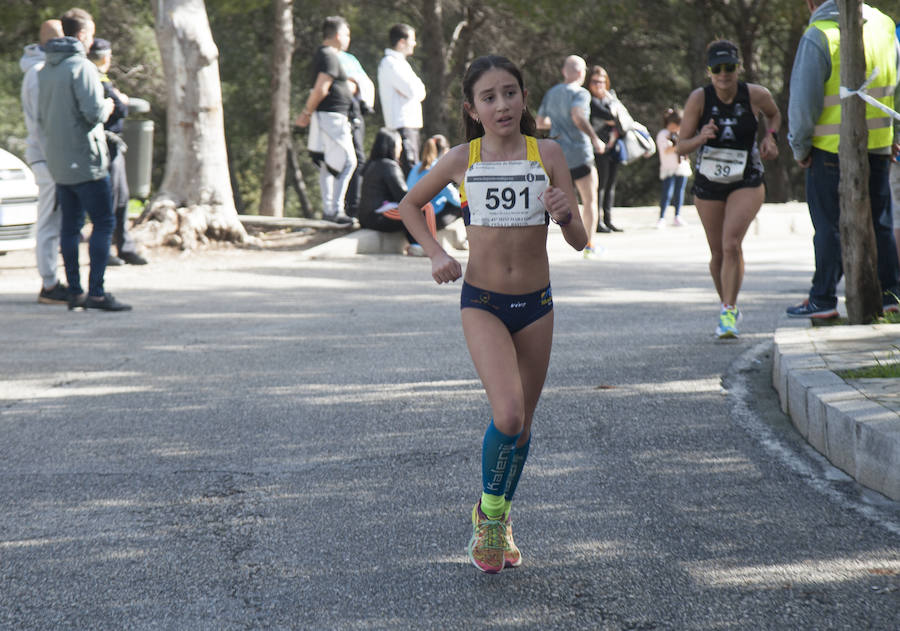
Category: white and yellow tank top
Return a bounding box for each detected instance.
[460,136,550,227]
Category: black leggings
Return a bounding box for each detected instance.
[594,151,620,225]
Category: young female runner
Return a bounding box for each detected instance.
[397,55,588,573]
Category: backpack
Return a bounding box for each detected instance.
[617,122,656,165]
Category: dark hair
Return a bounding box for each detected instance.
[368,128,402,162]
[662,106,682,127]
[61,8,92,37]
[461,55,536,141]
[588,65,610,90]
[389,23,413,48]
[322,15,348,40]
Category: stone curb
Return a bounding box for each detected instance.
[299,219,467,259]
[773,323,900,501]
[238,201,812,259]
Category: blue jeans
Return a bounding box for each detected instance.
[660,175,688,218]
[806,148,899,308]
[57,176,114,298]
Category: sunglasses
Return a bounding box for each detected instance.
[709,63,737,74]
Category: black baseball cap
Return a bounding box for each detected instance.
[707,41,739,67]
[90,38,111,55]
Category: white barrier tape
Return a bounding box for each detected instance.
[840,67,900,122]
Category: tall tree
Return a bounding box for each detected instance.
[838,0,881,323]
[136,0,247,249]
[258,0,294,217]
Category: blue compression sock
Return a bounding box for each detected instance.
[503,435,531,503]
[480,419,520,518]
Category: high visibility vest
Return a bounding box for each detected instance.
[811,7,897,152]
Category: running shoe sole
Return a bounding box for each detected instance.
[786,309,839,319]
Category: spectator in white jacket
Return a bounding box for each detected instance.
[377,23,426,176]
[20,19,66,305]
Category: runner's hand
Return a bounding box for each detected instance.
[544,186,570,224]
[759,135,779,161]
[698,119,718,143]
[431,251,462,284]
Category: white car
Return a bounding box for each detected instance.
[0,148,38,254]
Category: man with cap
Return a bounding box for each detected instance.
[88,37,148,266]
[786,0,900,318]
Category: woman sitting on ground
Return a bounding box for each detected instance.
[358,128,436,256]
[407,134,463,231]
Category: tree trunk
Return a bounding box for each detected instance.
[838,0,881,323]
[137,0,248,249]
[258,0,294,217]
[419,0,448,139]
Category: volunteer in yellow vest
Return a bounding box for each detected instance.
[786,0,900,318]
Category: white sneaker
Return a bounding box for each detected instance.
[673,216,687,227]
[656,218,666,229]
[405,243,426,257]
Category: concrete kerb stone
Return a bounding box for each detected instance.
[856,417,900,500]
[301,219,467,260]
[786,368,838,428]
[773,320,900,501]
[787,369,848,441]
[246,203,806,260]
[806,384,861,445]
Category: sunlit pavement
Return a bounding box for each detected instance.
[1,203,898,629]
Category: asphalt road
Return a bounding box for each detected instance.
[1,206,898,630]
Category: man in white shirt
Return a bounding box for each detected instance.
[377,23,426,176]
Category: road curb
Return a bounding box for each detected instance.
[773,322,900,500]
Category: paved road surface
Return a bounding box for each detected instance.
[1,206,898,629]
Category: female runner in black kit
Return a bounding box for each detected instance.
[676,39,781,339]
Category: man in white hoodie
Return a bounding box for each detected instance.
[20,19,66,304]
[377,23,426,176]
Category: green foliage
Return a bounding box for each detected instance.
[0,60,26,157]
[5,0,900,212]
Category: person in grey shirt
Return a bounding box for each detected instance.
[536,55,605,259]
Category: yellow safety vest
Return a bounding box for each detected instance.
[811,7,897,152]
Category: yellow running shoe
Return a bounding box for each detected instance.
[503,514,522,568]
[467,501,506,574]
[715,307,740,339]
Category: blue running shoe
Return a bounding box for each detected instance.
[785,299,838,319]
[715,307,740,339]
